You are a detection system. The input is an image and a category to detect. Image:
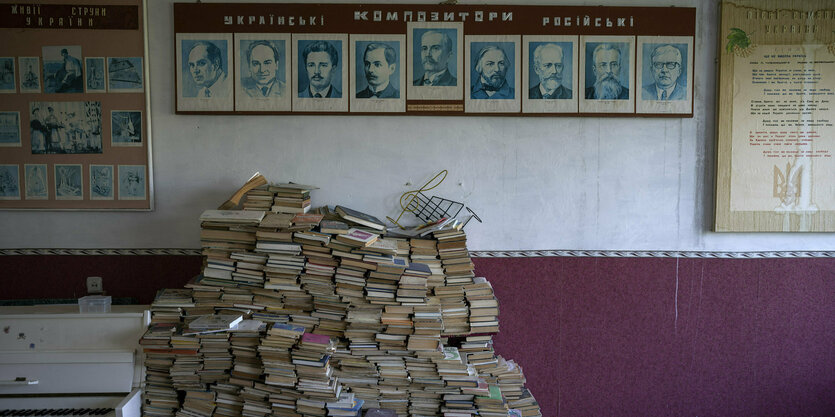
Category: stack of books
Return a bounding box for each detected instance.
[242,186,274,211]
[271,183,318,214]
[139,182,542,417]
[150,288,195,325]
[170,331,202,390]
[432,228,475,286]
[465,277,500,334]
[326,392,365,416]
[294,333,339,406]
[261,323,305,388]
[474,384,507,417]
[200,210,265,287]
[141,323,180,417]
[179,390,216,417]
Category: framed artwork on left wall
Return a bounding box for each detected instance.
[0,0,153,210]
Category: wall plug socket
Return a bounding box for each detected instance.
[86,276,103,294]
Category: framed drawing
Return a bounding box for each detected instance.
[350,34,406,113]
[406,22,464,102]
[235,33,292,112]
[579,35,635,114]
[715,0,835,231]
[176,33,234,112]
[24,164,48,200]
[107,57,144,93]
[292,33,349,113]
[465,35,521,114]
[85,57,107,93]
[0,57,15,93]
[636,36,694,114]
[0,111,21,147]
[0,0,153,210]
[18,56,41,93]
[522,36,579,114]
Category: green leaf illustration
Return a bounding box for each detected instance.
[726,28,751,53]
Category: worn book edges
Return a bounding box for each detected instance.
[334,205,386,231]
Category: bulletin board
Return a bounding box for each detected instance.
[173,3,695,117]
[0,0,153,210]
[715,0,835,231]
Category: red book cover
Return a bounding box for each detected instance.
[302,332,331,345]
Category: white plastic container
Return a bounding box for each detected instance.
[78,295,112,313]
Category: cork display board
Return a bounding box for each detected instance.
[0,0,152,210]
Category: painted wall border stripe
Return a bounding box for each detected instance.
[1,249,834,258]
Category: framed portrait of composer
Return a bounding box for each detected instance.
[579,35,634,114]
[407,22,464,101]
[235,33,292,112]
[464,35,521,114]
[292,33,349,113]
[522,35,579,114]
[636,36,693,114]
[176,33,234,112]
[350,34,406,113]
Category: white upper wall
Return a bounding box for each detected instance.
[2,0,834,251]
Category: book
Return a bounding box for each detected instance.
[200,209,266,224]
[269,182,320,192]
[292,213,325,225]
[334,206,386,231]
[319,219,350,234]
[335,228,379,247]
[364,409,397,417]
[188,314,243,330]
[301,332,331,345]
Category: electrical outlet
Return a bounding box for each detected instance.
[86,276,103,294]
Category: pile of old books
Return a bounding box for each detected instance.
[140,181,541,417]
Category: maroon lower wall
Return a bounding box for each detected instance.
[1,255,833,416]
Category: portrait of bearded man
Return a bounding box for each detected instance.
[585,43,629,100]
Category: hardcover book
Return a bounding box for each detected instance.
[334,205,386,231]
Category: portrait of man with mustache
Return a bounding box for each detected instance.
[585,43,629,100]
[357,42,399,99]
[299,40,341,98]
[530,43,572,100]
[414,30,457,87]
[471,44,514,99]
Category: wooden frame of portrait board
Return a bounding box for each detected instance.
[173,3,695,117]
[714,0,835,232]
[0,0,154,210]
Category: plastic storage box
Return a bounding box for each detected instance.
[78,295,112,313]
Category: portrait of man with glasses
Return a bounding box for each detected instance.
[642,44,686,101]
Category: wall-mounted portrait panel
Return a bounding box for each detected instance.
[407,22,463,101]
[523,35,578,114]
[636,36,693,114]
[350,34,406,113]
[579,36,635,114]
[235,33,291,112]
[465,35,521,113]
[292,33,348,112]
[176,33,234,112]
